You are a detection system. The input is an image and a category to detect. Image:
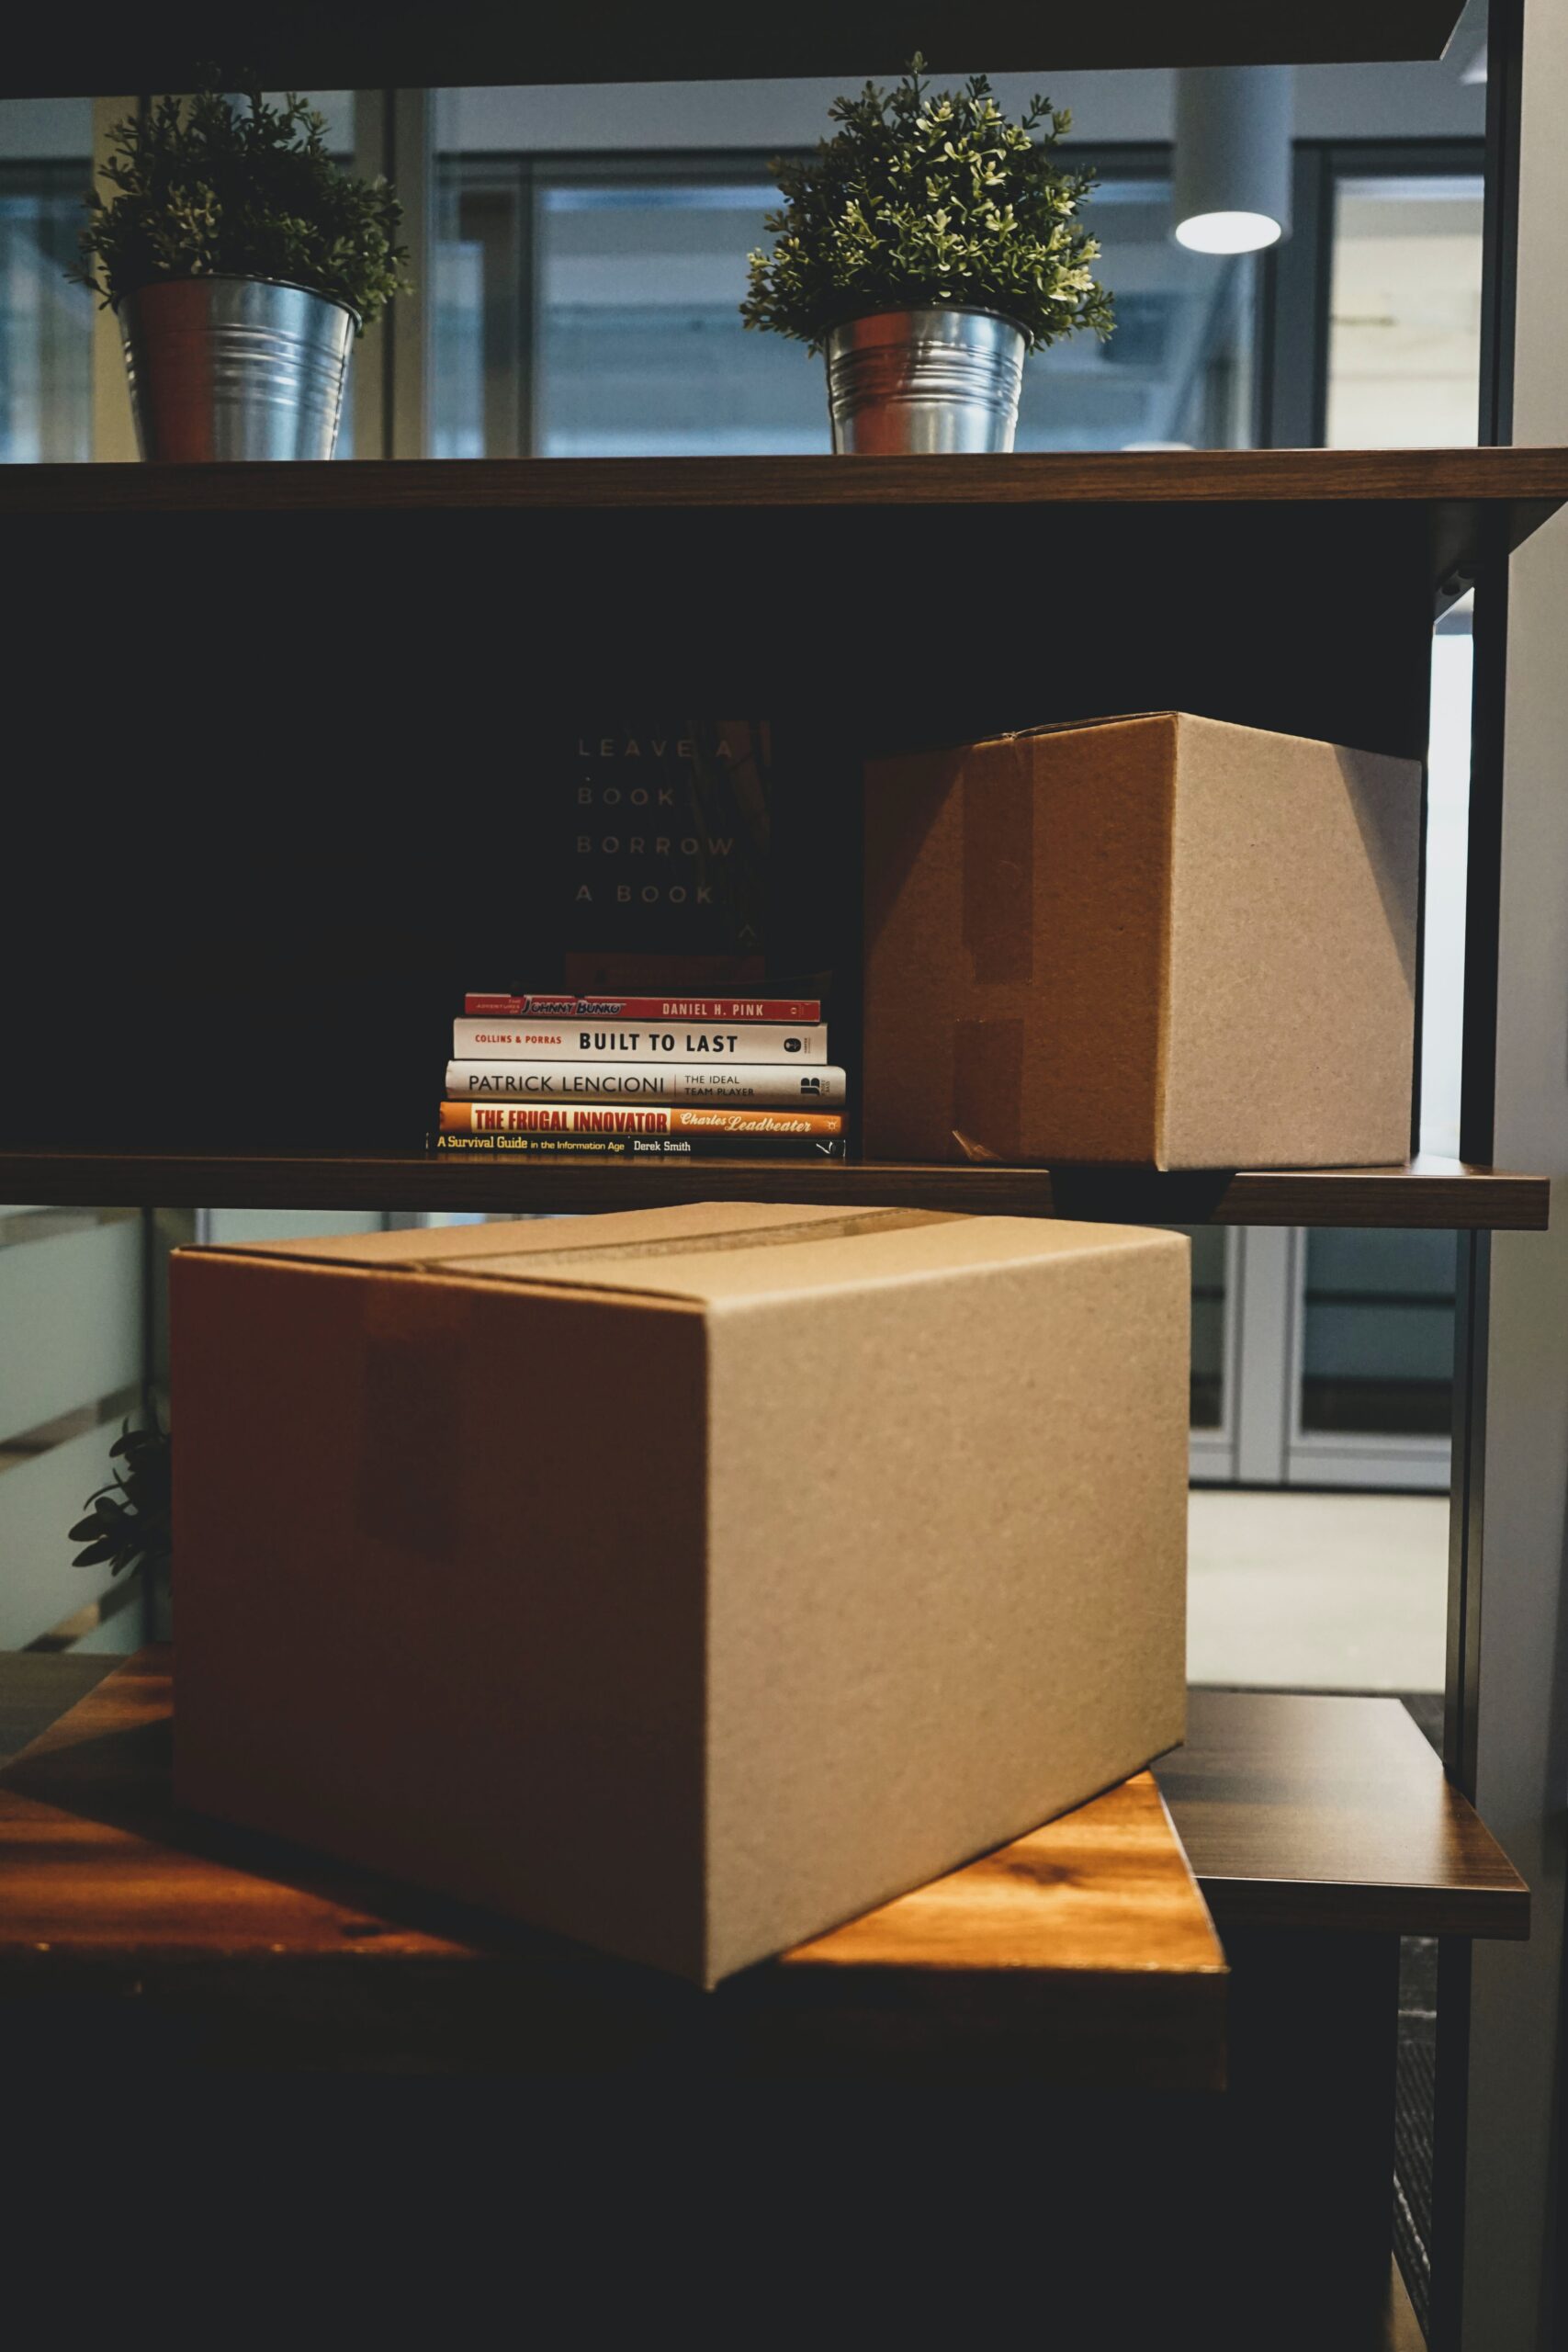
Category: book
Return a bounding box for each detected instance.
[445,1058,848,1105]
[438,1102,845,1137]
[431,1131,849,1159]
[453,1018,829,1064]
[464,992,821,1023]
[545,720,774,969]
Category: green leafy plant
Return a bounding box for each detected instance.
[70,1412,173,1586]
[70,80,411,332]
[743,59,1113,355]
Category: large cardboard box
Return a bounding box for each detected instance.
[172,1203,1189,1987]
[863,712,1421,1170]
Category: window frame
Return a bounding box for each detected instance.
[1258,136,1486,448]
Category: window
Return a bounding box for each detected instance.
[1298,1230,1458,1442]
[1325,172,1484,450]
[1179,149,1488,1490]
[536,175,820,458]
[432,150,1260,459]
[1016,172,1256,452]
[0,93,359,465]
[1188,1227,1231,1431]
[0,100,93,463]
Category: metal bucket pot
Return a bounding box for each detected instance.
[825,308,1026,453]
[118,277,356,461]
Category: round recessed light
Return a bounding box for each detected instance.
[1174,209,1285,255]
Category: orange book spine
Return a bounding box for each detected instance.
[438,1102,844,1138]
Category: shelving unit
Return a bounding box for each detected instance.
[1,9,1561,2341]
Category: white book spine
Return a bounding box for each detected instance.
[452,1018,829,1064]
[446,1059,848,1105]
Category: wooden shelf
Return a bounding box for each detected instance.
[9,447,1568,591]
[0,2,1471,100]
[0,1650,1225,2090]
[1156,1691,1529,1940]
[17,448,1567,515]
[0,1149,1548,1228]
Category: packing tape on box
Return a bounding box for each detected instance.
[962,749,1034,987]
[418,1206,963,1284]
[356,1272,466,1559]
[953,744,1032,1159]
[350,1209,961,1553]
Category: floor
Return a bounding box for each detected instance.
[1188,1487,1449,1695]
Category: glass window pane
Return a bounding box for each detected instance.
[1017,177,1256,451]
[0,103,93,463]
[431,148,1257,458]
[1300,1228,1456,1438]
[1325,174,1483,449]
[1176,1225,1229,1430]
[1323,170,1484,1157]
[0,95,359,465]
[536,177,822,458]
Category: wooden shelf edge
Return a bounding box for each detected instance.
[1157,1692,1533,1943]
[0,1151,1550,1228]
[7,447,1568,523]
[1193,1873,1530,1941]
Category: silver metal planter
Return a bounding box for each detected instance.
[825,308,1026,454]
[118,277,356,461]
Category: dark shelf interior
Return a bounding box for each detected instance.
[10,449,1561,1204]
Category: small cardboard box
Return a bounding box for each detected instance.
[863,712,1421,1170]
[172,1203,1189,1987]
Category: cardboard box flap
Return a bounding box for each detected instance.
[190,1199,845,1272]
[897,713,1174,759]
[1000,710,1171,741]
[181,1203,1182,1308]
[965,712,1387,759]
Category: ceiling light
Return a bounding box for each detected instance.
[1173,67,1293,256]
[1174,210,1284,254]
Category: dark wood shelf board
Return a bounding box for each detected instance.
[0,1149,1549,1227]
[0,3,1470,101]
[0,1651,1225,2090]
[1156,1690,1530,1940]
[10,447,1567,519]
[11,450,1562,603]
[0,1661,1526,1965]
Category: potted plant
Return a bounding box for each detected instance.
[71,82,411,461]
[743,60,1114,454]
[70,1412,173,1588]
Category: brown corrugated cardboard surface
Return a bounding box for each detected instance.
[173,1204,1189,1985]
[1161,715,1418,1168]
[863,712,1419,1170]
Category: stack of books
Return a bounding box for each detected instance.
[433,991,848,1160]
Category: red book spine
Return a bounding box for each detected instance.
[464,993,822,1023]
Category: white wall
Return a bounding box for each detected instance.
[1461,0,1568,2335]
